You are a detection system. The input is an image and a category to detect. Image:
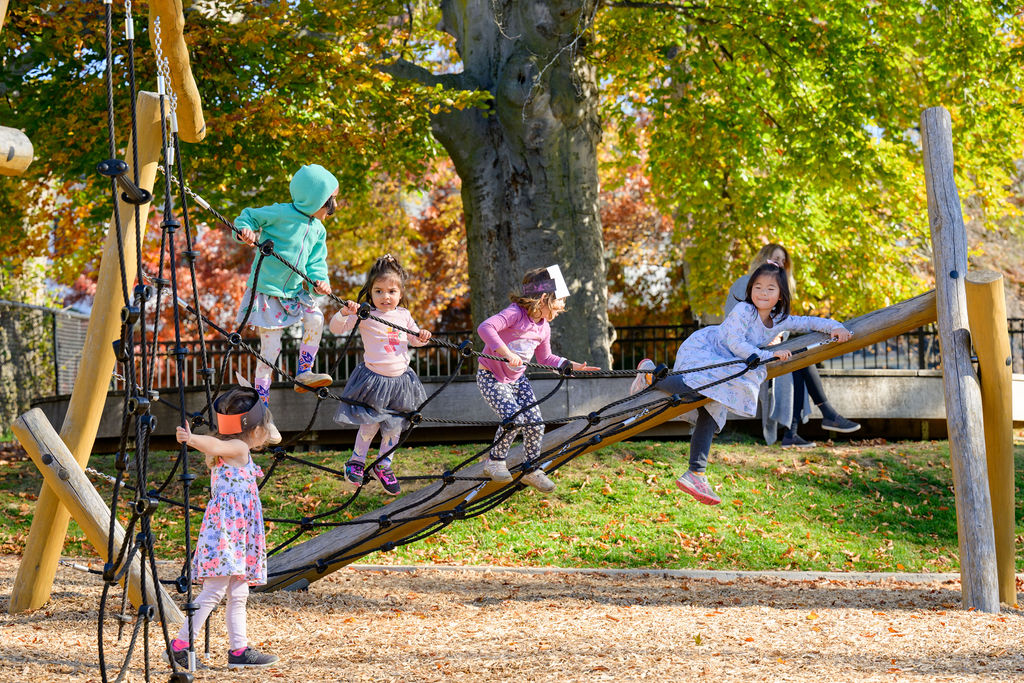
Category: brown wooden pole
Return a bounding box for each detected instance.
[13,409,183,624]
[149,0,205,142]
[9,92,164,614]
[965,270,1016,606]
[0,125,33,176]
[262,291,937,591]
[921,106,999,613]
[0,0,9,33]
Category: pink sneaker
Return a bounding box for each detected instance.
[676,470,721,505]
[629,359,656,395]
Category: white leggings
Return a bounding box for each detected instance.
[176,575,249,651]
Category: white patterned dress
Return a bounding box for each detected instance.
[673,302,844,430]
[192,454,267,586]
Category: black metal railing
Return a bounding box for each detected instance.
[109,318,1024,391]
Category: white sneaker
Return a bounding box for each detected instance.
[482,458,513,482]
[520,468,556,493]
[265,421,282,445]
[629,359,656,395]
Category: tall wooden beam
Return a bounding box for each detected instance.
[10,92,164,614]
[920,106,998,613]
[262,291,937,591]
[13,409,183,624]
[965,271,1016,606]
[149,0,206,142]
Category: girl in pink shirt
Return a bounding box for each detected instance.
[329,255,431,495]
[477,266,597,492]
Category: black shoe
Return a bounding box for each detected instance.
[781,434,817,449]
[821,415,861,433]
[227,647,279,670]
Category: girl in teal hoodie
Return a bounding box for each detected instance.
[234,164,339,444]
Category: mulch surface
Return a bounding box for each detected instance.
[2,554,1023,682]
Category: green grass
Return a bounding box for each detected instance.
[2,436,1022,573]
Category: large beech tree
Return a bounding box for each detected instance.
[3,0,1022,355]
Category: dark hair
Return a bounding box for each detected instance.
[509,267,556,318]
[357,254,410,307]
[214,387,272,442]
[322,195,338,217]
[744,262,791,321]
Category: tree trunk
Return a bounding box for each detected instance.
[428,0,611,367]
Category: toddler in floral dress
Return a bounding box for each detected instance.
[167,387,279,672]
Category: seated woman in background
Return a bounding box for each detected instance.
[725,244,860,448]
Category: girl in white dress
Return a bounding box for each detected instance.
[632,262,851,505]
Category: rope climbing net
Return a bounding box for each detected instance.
[88,6,778,680]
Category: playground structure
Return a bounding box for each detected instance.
[2,1,1019,681]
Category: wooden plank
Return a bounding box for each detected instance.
[12,409,183,624]
[921,106,998,613]
[0,125,33,176]
[262,290,937,591]
[965,271,1016,606]
[149,0,205,142]
[10,92,164,614]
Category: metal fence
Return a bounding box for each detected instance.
[108,318,1024,391]
[0,299,90,430]
[5,300,1020,397]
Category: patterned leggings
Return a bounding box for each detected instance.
[476,370,544,462]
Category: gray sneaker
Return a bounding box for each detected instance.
[483,458,513,482]
[227,647,279,670]
[821,415,861,433]
[162,646,207,671]
[520,468,556,493]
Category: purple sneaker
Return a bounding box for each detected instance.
[676,470,721,506]
[344,459,364,487]
[372,462,401,495]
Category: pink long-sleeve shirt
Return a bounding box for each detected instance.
[476,304,566,383]
[330,307,428,377]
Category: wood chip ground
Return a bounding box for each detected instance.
[2,555,1023,682]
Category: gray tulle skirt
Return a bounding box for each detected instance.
[334,364,427,433]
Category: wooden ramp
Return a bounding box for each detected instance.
[262,291,937,591]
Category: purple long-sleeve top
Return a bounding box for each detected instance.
[476,303,566,383]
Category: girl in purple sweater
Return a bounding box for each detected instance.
[476,266,597,492]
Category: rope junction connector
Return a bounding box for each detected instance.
[112,339,129,363]
[357,302,372,320]
[559,359,574,377]
[120,305,140,326]
[96,158,153,205]
[258,239,275,257]
[458,340,474,357]
[744,353,761,370]
[127,396,150,415]
[134,497,159,516]
[652,363,669,382]
[134,283,155,302]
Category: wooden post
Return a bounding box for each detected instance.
[965,271,1016,606]
[0,125,33,176]
[13,409,183,624]
[149,0,206,143]
[263,291,937,591]
[0,0,9,33]
[920,106,999,613]
[9,92,164,614]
